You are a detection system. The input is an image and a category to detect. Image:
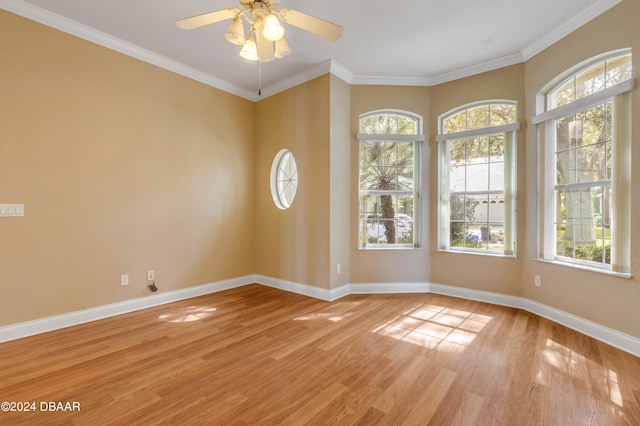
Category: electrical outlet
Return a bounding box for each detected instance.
[534,275,541,287]
[337,264,341,274]
[147,270,155,281]
[121,274,129,286]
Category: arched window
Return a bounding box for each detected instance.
[357,110,424,248]
[533,49,633,274]
[436,101,520,255]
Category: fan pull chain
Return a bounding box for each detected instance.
[258,60,262,96]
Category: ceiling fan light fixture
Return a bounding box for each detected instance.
[225,16,246,45]
[239,33,259,61]
[274,36,292,58]
[263,13,285,41]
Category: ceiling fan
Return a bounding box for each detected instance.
[175,0,343,63]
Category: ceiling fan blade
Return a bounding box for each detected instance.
[278,8,343,41]
[175,8,240,30]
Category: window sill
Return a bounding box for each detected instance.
[535,258,631,279]
[437,248,516,259]
[359,245,421,251]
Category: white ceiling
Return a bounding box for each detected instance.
[2,0,622,100]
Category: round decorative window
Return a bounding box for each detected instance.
[270,149,298,210]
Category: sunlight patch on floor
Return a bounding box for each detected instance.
[539,338,623,407]
[158,306,217,323]
[372,304,492,353]
[293,312,353,322]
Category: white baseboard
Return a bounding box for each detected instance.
[0,275,253,344]
[350,282,430,294]
[254,275,333,301]
[2,275,638,358]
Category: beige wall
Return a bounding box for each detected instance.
[429,64,525,296]
[2,1,640,342]
[522,0,640,337]
[254,75,331,289]
[0,11,255,326]
[329,75,351,289]
[349,86,431,284]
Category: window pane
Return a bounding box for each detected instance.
[489,104,517,126]
[397,196,414,244]
[443,111,467,134]
[467,105,489,130]
[606,54,632,87]
[397,116,418,135]
[556,187,608,265]
[575,62,605,99]
[550,77,574,109]
[465,163,490,192]
[466,137,489,162]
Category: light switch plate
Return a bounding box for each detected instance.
[0,204,24,217]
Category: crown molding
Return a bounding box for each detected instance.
[1,0,624,99]
[351,75,434,86]
[521,0,624,60]
[0,0,257,101]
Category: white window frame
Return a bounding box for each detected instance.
[533,49,633,275]
[357,110,424,249]
[436,101,520,256]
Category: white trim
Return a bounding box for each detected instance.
[0,0,257,101]
[349,282,431,294]
[1,0,623,98]
[435,123,520,142]
[357,133,426,142]
[0,275,254,343]
[1,277,638,358]
[351,75,434,87]
[259,60,332,99]
[521,0,624,61]
[254,274,333,301]
[349,281,640,357]
[429,283,524,309]
[429,52,525,87]
[523,299,640,357]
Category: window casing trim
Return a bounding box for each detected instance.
[357,110,423,249]
[357,133,425,142]
[435,123,520,142]
[536,92,632,274]
[436,100,519,257]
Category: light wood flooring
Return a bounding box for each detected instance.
[1,284,639,425]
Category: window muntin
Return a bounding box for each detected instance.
[536,50,632,273]
[438,102,518,256]
[358,111,421,249]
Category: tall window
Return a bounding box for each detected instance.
[533,50,633,273]
[357,111,423,249]
[436,101,519,255]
